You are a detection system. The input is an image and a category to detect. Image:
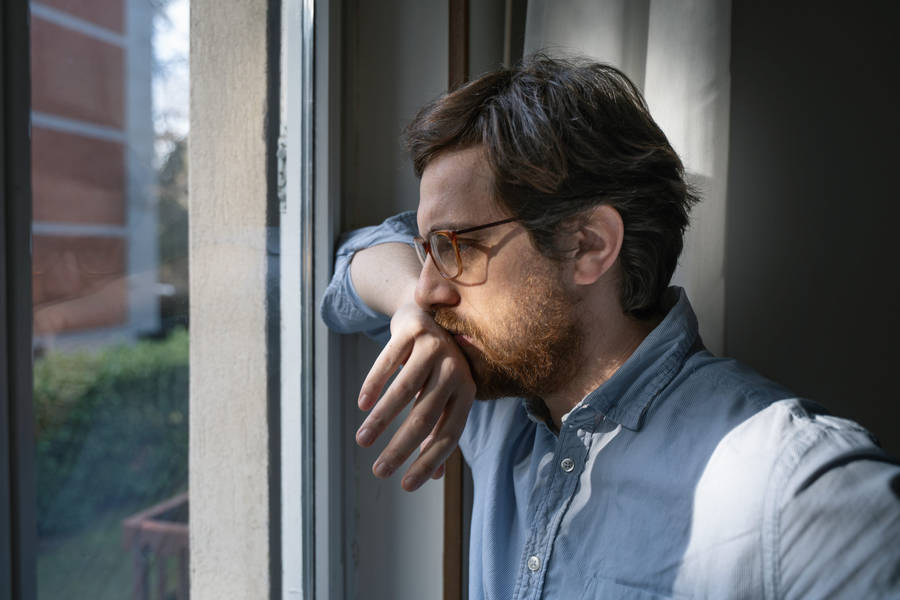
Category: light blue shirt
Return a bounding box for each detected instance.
[321,212,900,599]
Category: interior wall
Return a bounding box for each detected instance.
[643,0,731,357]
[469,0,506,77]
[341,2,448,599]
[340,2,507,597]
[342,0,447,230]
[726,1,900,456]
[524,0,650,86]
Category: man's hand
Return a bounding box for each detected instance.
[355,301,475,492]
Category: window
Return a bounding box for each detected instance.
[5,2,476,598]
[28,1,190,598]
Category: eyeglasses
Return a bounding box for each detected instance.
[413,217,517,280]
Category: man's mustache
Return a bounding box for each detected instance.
[434,309,479,340]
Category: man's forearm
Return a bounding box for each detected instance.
[349,242,421,317]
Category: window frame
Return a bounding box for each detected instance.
[309,0,348,596]
[1,1,37,599]
[279,0,317,597]
[281,0,348,597]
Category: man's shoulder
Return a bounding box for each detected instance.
[667,352,885,485]
[675,396,899,597]
[649,352,892,507]
[670,352,885,465]
[703,397,880,479]
[674,350,795,410]
[682,394,889,551]
[637,350,797,451]
[721,397,887,498]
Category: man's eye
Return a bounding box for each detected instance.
[457,239,476,253]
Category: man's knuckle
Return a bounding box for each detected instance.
[407,318,429,336]
[440,357,463,378]
[407,412,434,434]
[419,335,441,354]
[395,380,417,399]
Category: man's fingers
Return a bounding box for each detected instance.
[355,304,475,490]
[400,399,468,491]
[416,433,445,480]
[418,432,436,455]
[370,368,456,478]
[396,363,474,490]
[356,345,437,447]
[358,336,412,411]
[417,433,444,479]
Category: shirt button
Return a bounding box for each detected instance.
[560,457,575,472]
[527,555,541,572]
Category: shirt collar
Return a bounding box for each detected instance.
[522,287,700,432]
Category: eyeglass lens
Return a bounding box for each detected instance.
[414,238,428,266]
[431,233,459,278]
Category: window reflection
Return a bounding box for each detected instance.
[31,0,190,598]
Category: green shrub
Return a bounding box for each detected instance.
[34,328,189,538]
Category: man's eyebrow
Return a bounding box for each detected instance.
[426,221,475,234]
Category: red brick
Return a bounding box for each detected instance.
[39,0,124,34]
[32,126,125,225]
[31,18,124,129]
[32,235,127,334]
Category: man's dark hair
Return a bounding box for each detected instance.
[404,54,698,319]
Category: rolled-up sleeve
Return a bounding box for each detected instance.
[319,211,418,341]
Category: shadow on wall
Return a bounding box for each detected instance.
[725,0,900,456]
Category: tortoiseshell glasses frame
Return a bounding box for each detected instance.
[413,217,518,280]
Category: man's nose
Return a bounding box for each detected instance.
[414,256,460,311]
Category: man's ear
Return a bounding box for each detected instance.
[572,205,624,286]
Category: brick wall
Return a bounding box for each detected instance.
[30,0,147,339]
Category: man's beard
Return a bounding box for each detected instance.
[434,272,584,401]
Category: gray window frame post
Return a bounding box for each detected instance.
[1,1,37,599]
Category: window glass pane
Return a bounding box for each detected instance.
[30,1,190,597]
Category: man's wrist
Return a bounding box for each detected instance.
[385,284,419,317]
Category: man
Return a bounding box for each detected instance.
[321,56,900,598]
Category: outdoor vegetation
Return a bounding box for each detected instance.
[35,136,189,596]
[34,327,188,538]
[35,328,188,599]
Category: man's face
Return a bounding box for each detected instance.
[415,146,584,400]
